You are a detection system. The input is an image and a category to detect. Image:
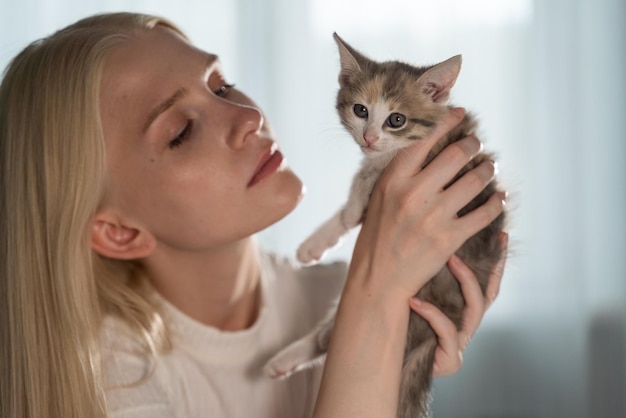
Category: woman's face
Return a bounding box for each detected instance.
[99,26,303,251]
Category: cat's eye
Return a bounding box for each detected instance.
[353,104,368,119]
[386,113,407,128]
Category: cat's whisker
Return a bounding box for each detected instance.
[313,125,359,153]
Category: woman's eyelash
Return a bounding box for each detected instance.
[167,83,234,150]
[168,121,193,149]
[214,83,235,96]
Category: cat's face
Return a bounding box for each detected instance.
[333,33,461,159]
[336,80,443,157]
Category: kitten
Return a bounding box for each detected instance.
[265,33,506,418]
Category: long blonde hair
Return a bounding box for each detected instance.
[0,12,181,418]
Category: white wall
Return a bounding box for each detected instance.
[0,1,240,82]
[245,2,626,416]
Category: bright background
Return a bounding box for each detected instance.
[2,1,624,417]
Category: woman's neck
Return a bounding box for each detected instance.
[142,237,262,331]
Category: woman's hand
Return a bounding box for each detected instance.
[349,107,506,299]
[314,108,506,418]
[409,231,509,377]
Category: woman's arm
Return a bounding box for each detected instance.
[313,108,507,418]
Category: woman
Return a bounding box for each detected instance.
[0,12,506,418]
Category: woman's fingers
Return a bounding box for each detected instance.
[409,298,463,377]
[485,232,509,309]
[417,135,483,190]
[443,159,497,212]
[457,191,506,237]
[447,254,486,350]
[455,231,509,348]
[408,232,509,377]
[386,107,466,177]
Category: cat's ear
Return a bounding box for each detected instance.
[417,55,462,103]
[333,32,366,87]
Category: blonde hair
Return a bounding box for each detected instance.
[0,12,182,418]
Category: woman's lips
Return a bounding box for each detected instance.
[248,145,284,188]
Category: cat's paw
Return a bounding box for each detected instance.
[296,239,328,264]
[263,351,325,380]
[263,336,326,379]
[296,217,346,263]
[263,357,318,380]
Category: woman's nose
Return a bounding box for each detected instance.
[224,102,264,149]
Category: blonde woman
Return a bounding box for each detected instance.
[0,12,507,418]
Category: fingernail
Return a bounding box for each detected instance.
[451,107,465,118]
[449,254,461,266]
[499,231,509,250]
[490,160,499,175]
[410,297,422,307]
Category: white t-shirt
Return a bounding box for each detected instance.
[101,252,346,418]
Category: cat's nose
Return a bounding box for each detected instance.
[363,132,379,146]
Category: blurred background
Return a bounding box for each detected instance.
[1,0,624,416]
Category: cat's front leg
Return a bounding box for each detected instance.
[263,315,335,379]
[263,332,327,380]
[296,170,372,264]
[296,209,348,263]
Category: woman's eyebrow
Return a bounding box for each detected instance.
[141,54,219,133]
[142,88,187,133]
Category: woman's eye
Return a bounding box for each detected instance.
[214,83,235,97]
[168,121,193,149]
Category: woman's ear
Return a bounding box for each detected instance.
[91,212,156,260]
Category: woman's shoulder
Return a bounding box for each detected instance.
[261,251,346,291]
[260,251,347,322]
[100,316,163,384]
[100,316,174,417]
[261,251,348,282]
